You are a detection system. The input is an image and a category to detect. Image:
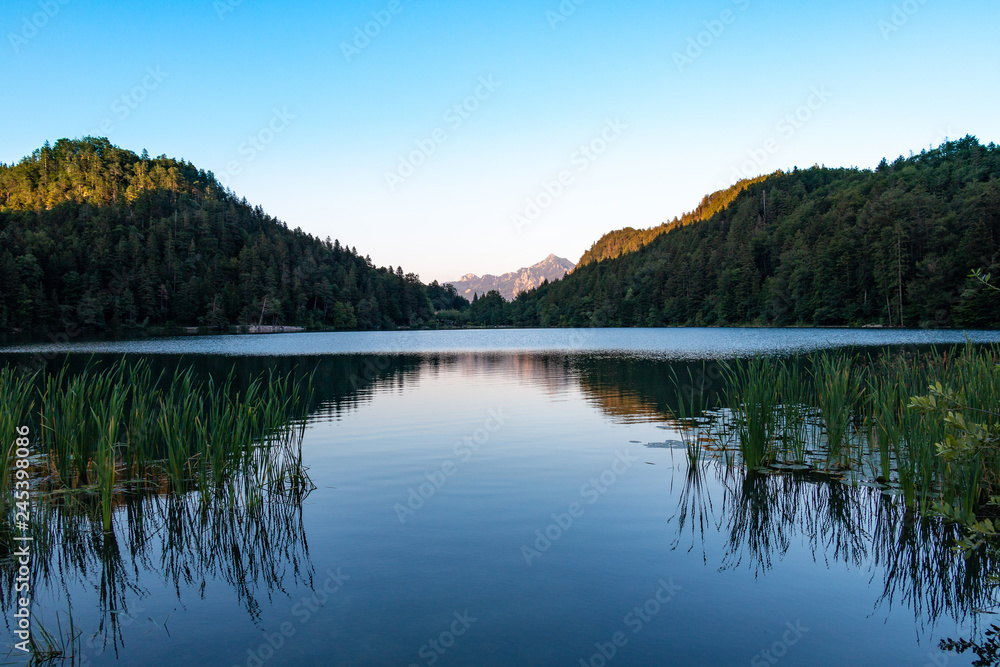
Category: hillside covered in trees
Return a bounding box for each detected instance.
[0,137,443,334]
[473,137,1000,329]
[3,136,997,336]
[577,172,774,267]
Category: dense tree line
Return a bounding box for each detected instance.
[0,137,434,333]
[4,136,996,335]
[473,137,1000,328]
[426,281,469,312]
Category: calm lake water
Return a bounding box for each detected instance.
[5,328,1000,666]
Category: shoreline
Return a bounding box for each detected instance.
[0,322,997,349]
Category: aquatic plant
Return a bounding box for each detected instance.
[1,359,315,539]
[671,345,1000,528]
[0,368,36,474]
[911,374,1000,522]
[91,379,128,532]
[720,356,782,469]
[777,357,811,464]
[812,352,863,467]
[0,358,317,654]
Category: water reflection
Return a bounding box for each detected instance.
[670,464,999,633]
[7,351,892,426]
[3,493,313,654]
[3,349,998,662]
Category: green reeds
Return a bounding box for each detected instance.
[91,380,129,532]
[22,608,81,665]
[0,366,36,490]
[867,373,903,483]
[0,366,36,553]
[812,352,862,468]
[686,344,1000,524]
[721,356,782,469]
[40,365,100,487]
[3,359,315,531]
[122,361,163,484]
[778,357,811,464]
[157,366,203,494]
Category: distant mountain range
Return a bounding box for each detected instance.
[448,254,575,301]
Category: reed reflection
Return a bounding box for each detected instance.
[2,492,313,655]
[669,463,999,632]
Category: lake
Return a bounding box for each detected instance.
[4,328,1000,666]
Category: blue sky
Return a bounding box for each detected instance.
[2,0,998,283]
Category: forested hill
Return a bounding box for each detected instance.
[481,137,1000,329]
[576,173,775,267]
[0,137,438,333]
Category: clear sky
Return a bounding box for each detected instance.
[2,0,998,283]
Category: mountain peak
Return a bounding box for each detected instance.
[448,255,575,301]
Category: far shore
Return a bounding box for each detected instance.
[0,322,997,351]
